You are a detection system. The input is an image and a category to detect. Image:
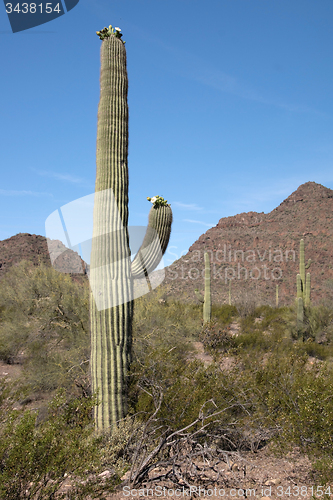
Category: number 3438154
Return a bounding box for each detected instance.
[5,3,61,14]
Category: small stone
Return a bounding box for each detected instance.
[231,463,239,471]
[99,470,112,479]
[121,470,131,481]
[264,478,280,486]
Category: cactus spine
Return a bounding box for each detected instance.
[90,29,172,430]
[194,252,211,323]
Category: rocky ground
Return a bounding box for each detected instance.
[1,350,328,500]
[53,445,317,499]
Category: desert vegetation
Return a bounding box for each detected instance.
[1,260,333,497]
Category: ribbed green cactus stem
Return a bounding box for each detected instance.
[299,239,305,292]
[90,33,131,430]
[297,239,311,305]
[297,296,304,331]
[203,252,211,324]
[297,274,302,299]
[194,252,211,322]
[90,30,172,431]
[305,272,311,307]
[276,284,279,308]
[131,200,172,282]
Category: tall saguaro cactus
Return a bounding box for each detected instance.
[297,239,311,307]
[295,239,312,333]
[194,252,211,324]
[276,284,279,308]
[90,27,172,431]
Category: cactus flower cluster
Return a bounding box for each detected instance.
[96,25,124,41]
[147,195,169,208]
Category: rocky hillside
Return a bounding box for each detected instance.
[162,182,333,306]
[0,233,87,282]
[1,182,332,307]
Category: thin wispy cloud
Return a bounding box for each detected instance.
[32,168,91,186]
[183,219,215,227]
[140,31,326,117]
[172,201,203,210]
[0,189,52,197]
[193,69,326,116]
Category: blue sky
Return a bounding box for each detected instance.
[1,0,333,267]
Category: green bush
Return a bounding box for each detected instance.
[211,304,237,324]
[242,348,333,481]
[2,266,333,487]
[0,388,99,499]
[0,261,90,395]
[199,321,236,352]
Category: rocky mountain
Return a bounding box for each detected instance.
[0,182,332,307]
[162,182,333,306]
[0,233,87,282]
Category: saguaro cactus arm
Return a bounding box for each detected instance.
[194,289,204,303]
[131,196,173,280]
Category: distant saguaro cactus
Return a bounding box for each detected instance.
[298,239,311,306]
[90,27,172,430]
[194,252,211,324]
[276,284,279,308]
[297,297,304,332]
[295,239,312,333]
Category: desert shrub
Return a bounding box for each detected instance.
[0,388,99,499]
[132,341,247,433]
[0,261,90,394]
[235,291,258,318]
[233,330,274,353]
[133,291,202,342]
[211,304,237,324]
[240,347,333,482]
[132,293,242,429]
[305,305,333,342]
[96,415,143,471]
[199,321,236,352]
